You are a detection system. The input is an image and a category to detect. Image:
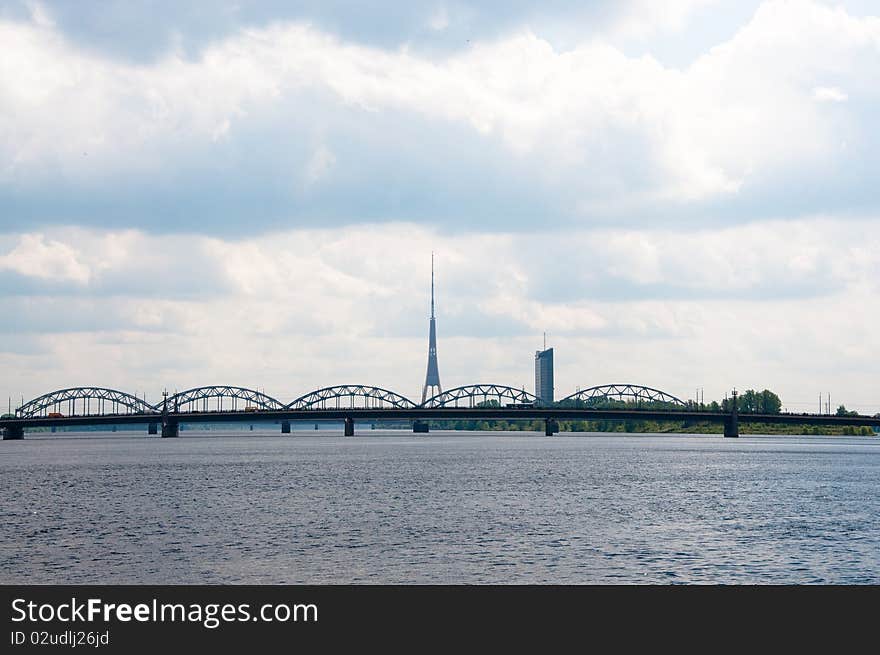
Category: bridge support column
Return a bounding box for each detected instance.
[3,425,24,440]
[344,417,354,437]
[281,420,291,434]
[413,420,429,433]
[724,415,739,438]
[161,420,179,438]
[148,423,158,435]
[724,392,739,438]
[545,419,559,436]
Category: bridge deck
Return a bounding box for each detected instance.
[3,408,879,430]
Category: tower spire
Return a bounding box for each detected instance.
[422,253,442,404]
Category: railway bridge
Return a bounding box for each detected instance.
[3,384,878,439]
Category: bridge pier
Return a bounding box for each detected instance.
[344,417,355,437]
[724,391,739,438]
[724,389,739,437]
[281,420,291,434]
[3,425,24,440]
[724,415,739,438]
[413,420,429,433]
[545,418,559,436]
[148,423,158,435]
[161,420,179,438]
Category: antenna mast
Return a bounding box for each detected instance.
[421,253,442,404]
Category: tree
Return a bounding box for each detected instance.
[759,389,782,414]
[734,388,782,413]
[740,389,759,413]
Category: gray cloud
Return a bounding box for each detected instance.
[0,101,574,236]
[0,297,170,335]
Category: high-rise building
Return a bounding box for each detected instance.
[535,347,554,404]
[421,254,442,404]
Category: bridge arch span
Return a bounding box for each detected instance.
[166,386,286,413]
[560,384,686,407]
[423,384,540,408]
[289,385,417,410]
[16,387,158,418]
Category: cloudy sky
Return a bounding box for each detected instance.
[2,0,879,412]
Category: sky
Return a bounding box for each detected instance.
[1,0,879,413]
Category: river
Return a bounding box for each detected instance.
[2,431,878,583]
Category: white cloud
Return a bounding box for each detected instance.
[0,233,91,283]
[813,86,848,102]
[611,0,722,39]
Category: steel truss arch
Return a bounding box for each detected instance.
[16,387,158,418]
[423,384,540,408]
[166,386,286,413]
[288,385,417,410]
[560,384,686,407]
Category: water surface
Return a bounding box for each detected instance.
[2,431,878,583]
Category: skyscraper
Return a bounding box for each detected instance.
[421,254,442,404]
[535,347,554,404]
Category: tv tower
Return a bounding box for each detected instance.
[421,253,442,404]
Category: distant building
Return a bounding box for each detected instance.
[535,348,554,404]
